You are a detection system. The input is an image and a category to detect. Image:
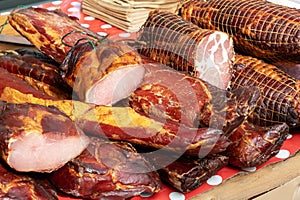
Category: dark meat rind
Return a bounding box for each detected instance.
[145,152,228,192]
[0,101,89,172]
[227,120,289,168]
[137,10,234,89]
[232,54,300,127]
[180,0,300,64]
[49,137,161,199]
[0,160,58,200]
[0,49,72,99]
[8,7,103,64]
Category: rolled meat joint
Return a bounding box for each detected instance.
[8,7,103,64]
[0,101,90,172]
[144,152,228,193]
[60,41,145,106]
[231,54,300,128]
[180,0,300,65]
[0,68,230,157]
[0,161,58,199]
[136,10,234,89]
[227,120,289,168]
[0,48,72,99]
[49,137,161,199]
[129,59,260,134]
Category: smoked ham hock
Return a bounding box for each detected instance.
[143,151,228,193]
[227,120,289,168]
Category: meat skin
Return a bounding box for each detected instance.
[0,67,54,100]
[180,0,300,65]
[49,137,161,199]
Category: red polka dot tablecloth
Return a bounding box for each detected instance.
[2,1,300,200]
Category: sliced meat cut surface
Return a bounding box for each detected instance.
[0,101,89,172]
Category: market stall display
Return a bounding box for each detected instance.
[0,0,299,200]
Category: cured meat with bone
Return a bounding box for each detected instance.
[8,7,103,64]
[60,41,145,105]
[136,10,234,89]
[49,137,161,199]
[0,68,230,157]
[0,160,58,199]
[226,120,289,168]
[231,54,300,128]
[180,0,300,65]
[129,58,260,134]
[143,151,228,192]
[0,48,72,99]
[0,100,90,172]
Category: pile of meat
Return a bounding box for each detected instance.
[0,0,299,199]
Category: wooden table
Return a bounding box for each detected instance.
[1,14,300,200]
